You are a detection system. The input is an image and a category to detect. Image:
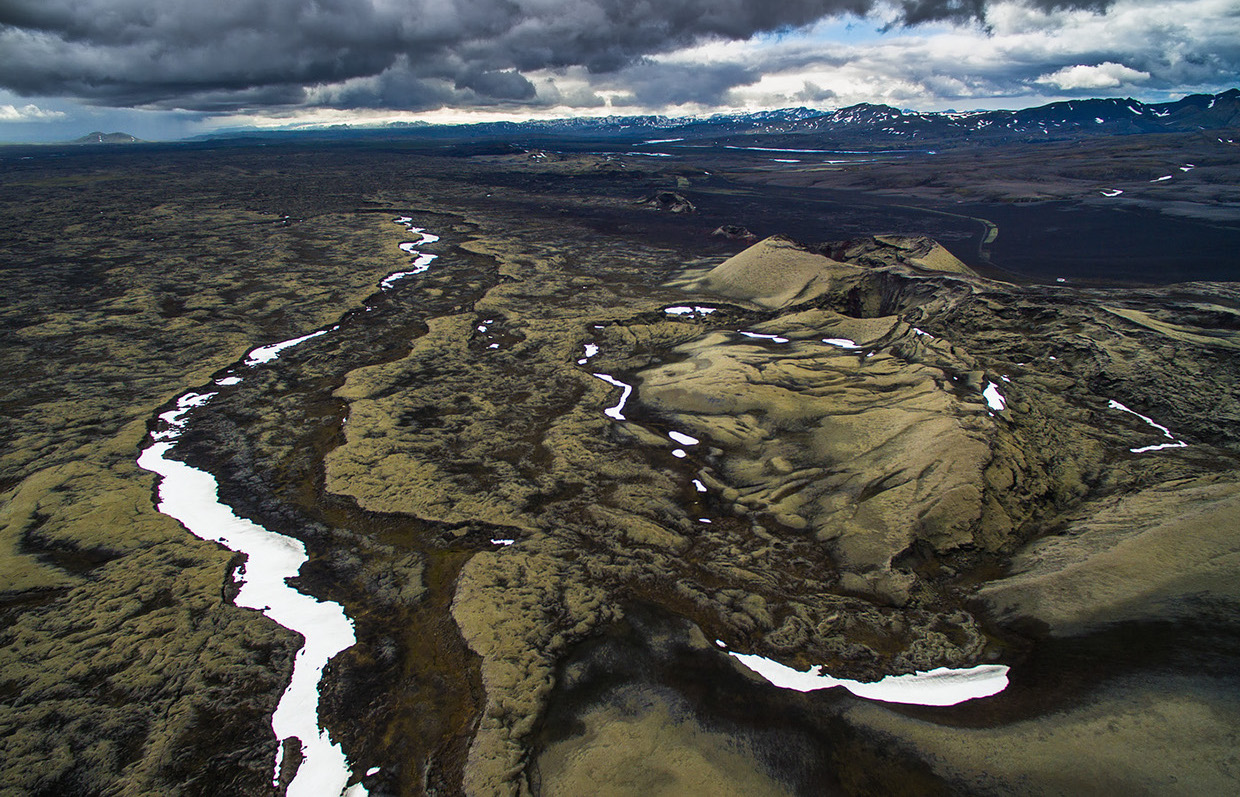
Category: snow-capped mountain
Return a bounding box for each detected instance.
[469,89,1240,145]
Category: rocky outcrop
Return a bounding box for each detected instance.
[636,191,695,213]
[815,234,980,277]
[711,224,758,241]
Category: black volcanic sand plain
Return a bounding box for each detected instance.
[1,135,1239,796]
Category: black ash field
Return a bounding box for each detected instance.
[2,126,1240,796]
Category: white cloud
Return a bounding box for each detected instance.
[0,103,66,121]
[647,0,1240,111]
[1035,62,1151,90]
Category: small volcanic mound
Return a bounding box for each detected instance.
[711,224,758,241]
[694,235,866,309]
[636,191,695,213]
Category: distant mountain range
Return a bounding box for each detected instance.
[533,89,1240,142]
[195,89,1240,149]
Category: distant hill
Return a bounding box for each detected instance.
[198,89,1240,150]
[71,131,141,144]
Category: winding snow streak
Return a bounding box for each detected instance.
[738,331,790,343]
[153,391,217,438]
[1151,175,1173,182]
[245,329,332,366]
[398,229,440,249]
[1107,399,1188,453]
[380,254,438,289]
[1129,441,1189,453]
[1100,189,1124,197]
[822,338,861,349]
[983,382,1007,411]
[137,394,359,797]
[383,217,440,289]
[912,327,934,338]
[593,373,633,420]
[731,653,1010,706]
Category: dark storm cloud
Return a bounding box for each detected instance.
[0,0,1104,112]
[605,60,760,107]
[896,0,986,25]
[323,71,455,111]
[455,70,538,101]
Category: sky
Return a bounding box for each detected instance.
[1,0,1237,142]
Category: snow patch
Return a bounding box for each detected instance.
[731,653,1009,706]
[983,382,1006,411]
[738,331,790,343]
[664,305,718,316]
[593,373,633,421]
[577,343,600,365]
[245,329,330,366]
